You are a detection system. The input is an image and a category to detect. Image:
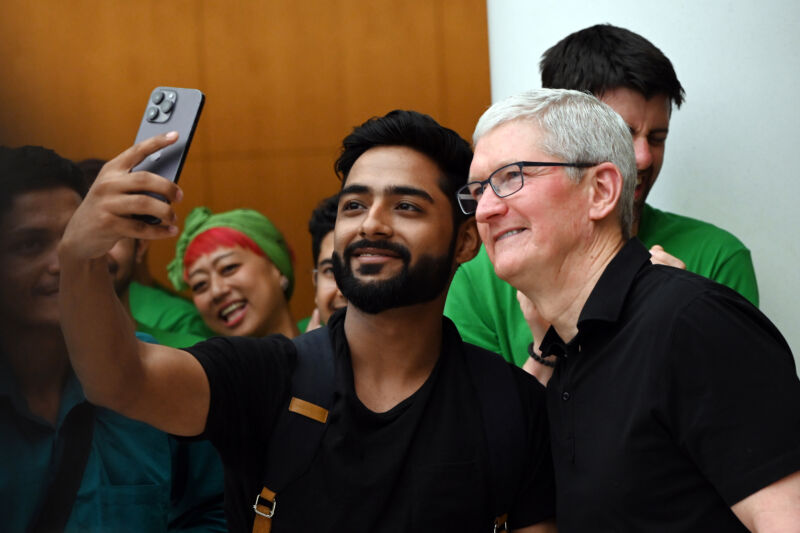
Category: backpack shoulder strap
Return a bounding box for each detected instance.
[29,401,95,533]
[253,327,336,533]
[462,342,525,531]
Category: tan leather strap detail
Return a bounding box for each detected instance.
[251,513,271,533]
[494,513,509,533]
[289,397,329,423]
[252,487,276,533]
[260,487,276,503]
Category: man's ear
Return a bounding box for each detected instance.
[133,239,150,265]
[454,217,481,265]
[587,162,623,222]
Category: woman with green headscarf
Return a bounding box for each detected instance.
[167,207,300,339]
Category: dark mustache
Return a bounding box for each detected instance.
[344,239,411,262]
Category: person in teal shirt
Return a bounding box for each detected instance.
[0,146,225,532]
[445,25,758,369]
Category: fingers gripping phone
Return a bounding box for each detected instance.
[131,87,204,224]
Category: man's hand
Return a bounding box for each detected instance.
[61,132,183,261]
[649,244,686,270]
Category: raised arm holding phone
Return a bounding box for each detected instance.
[58,132,211,437]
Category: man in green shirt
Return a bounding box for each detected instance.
[445,24,758,369]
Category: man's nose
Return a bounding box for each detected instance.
[474,187,507,223]
[633,137,653,170]
[359,204,392,238]
[46,244,61,276]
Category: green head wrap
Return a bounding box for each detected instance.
[167,207,294,298]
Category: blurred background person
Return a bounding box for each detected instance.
[300,193,347,332]
[0,146,225,532]
[168,207,299,338]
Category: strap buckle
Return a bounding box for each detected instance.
[253,492,276,519]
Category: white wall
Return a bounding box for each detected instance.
[487,0,800,365]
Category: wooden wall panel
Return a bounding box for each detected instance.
[439,0,494,138]
[200,1,348,154]
[0,0,490,320]
[0,0,206,157]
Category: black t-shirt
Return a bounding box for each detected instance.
[187,311,554,532]
[541,238,800,532]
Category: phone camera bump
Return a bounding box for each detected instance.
[159,99,175,113]
[146,88,178,123]
[146,107,160,122]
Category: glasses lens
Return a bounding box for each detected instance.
[491,163,524,197]
[457,182,482,214]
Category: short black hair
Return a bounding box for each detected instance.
[334,109,473,226]
[541,24,685,109]
[0,145,88,218]
[308,193,339,264]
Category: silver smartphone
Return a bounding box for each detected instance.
[131,87,204,223]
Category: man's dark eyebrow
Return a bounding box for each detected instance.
[317,258,333,268]
[386,185,434,204]
[340,184,370,196]
[340,183,434,204]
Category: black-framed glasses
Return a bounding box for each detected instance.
[456,161,596,215]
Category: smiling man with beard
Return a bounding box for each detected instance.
[57,111,557,532]
[332,233,454,314]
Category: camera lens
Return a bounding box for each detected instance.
[146,107,160,122]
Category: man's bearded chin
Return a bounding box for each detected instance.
[332,239,454,315]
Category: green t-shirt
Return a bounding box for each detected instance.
[444,203,759,367]
[128,282,216,348]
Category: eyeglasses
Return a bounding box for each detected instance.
[312,267,336,282]
[456,161,596,215]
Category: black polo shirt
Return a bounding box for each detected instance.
[540,238,800,532]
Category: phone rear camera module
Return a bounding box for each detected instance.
[146,88,178,123]
[146,107,160,122]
